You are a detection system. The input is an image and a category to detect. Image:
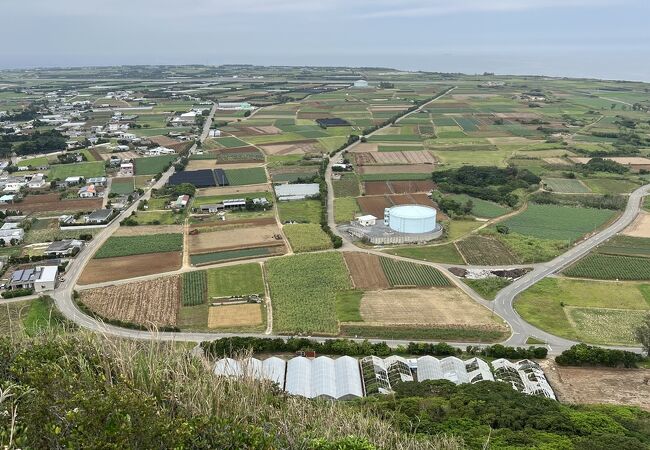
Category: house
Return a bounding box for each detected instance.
[87,176,107,186]
[274,183,320,201]
[45,239,84,257]
[27,174,47,189]
[9,266,58,292]
[78,184,97,198]
[0,223,24,245]
[64,176,85,186]
[0,194,17,204]
[357,215,377,227]
[3,182,26,193]
[171,194,190,209]
[120,163,134,175]
[208,129,222,137]
[353,80,369,88]
[85,208,114,224]
[146,146,175,156]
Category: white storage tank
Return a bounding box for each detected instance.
[385,204,437,234]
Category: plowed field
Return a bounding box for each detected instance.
[343,252,390,289]
[78,251,182,285]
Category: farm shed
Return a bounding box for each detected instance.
[274,183,320,201]
[353,80,369,88]
[357,215,377,227]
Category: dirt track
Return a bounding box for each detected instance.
[622,212,650,238]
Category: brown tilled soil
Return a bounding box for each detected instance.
[196,184,271,196]
[79,275,180,327]
[18,193,103,213]
[364,181,436,195]
[186,160,217,170]
[78,251,182,285]
[208,304,263,328]
[539,360,650,411]
[189,217,276,230]
[260,141,322,155]
[359,288,507,330]
[343,252,390,290]
[188,224,281,253]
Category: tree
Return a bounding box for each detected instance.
[635,313,650,356]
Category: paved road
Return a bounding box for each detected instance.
[47,89,650,355]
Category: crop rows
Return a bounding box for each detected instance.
[283,224,332,253]
[456,236,520,265]
[597,235,650,258]
[182,271,207,306]
[563,254,650,280]
[94,234,183,259]
[266,253,352,334]
[379,258,450,287]
[223,167,268,186]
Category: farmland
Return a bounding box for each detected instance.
[499,204,616,242]
[94,234,183,259]
[463,277,513,300]
[277,199,322,223]
[456,235,520,265]
[207,304,263,328]
[283,223,332,252]
[79,276,181,327]
[595,235,650,258]
[385,243,466,264]
[190,247,280,266]
[343,252,390,290]
[447,194,510,218]
[223,167,268,185]
[79,252,182,285]
[334,197,360,223]
[49,161,106,180]
[134,155,175,175]
[206,263,264,298]
[542,178,591,193]
[182,271,207,306]
[110,177,135,195]
[563,254,650,280]
[515,278,650,345]
[266,252,352,334]
[379,258,451,287]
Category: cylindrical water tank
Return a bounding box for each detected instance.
[387,204,437,234]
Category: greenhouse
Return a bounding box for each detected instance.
[492,359,556,399]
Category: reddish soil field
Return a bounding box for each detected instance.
[18,193,103,213]
[355,151,436,166]
[357,194,436,218]
[189,217,277,230]
[343,252,390,290]
[357,165,433,174]
[364,180,435,195]
[230,126,282,136]
[78,251,182,285]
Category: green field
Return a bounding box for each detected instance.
[583,178,640,194]
[463,277,512,301]
[499,204,616,242]
[182,271,207,306]
[266,252,351,334]
[515,277,650,345]
[131,210,181,225]
[563,254,650,280]
[334,197,360,223]
[49,161,106,180]
[110,177,135,195]
[332,174,360,197]
[213,136,249,148]
[596,235,650,258]
[190,247,274,265]
[134,155,175,175]
[206,263,264,298]
[277,199,321,223]
[495,232,567,263]
[335,290,363,322]
[448,194,510,218]
[283,223,332,252]
[17,155,50,168]
[379,258,451,287]
[223,167,267,186]
[542,178,591,193]
[385,242,465,264]
[94,234,182,259]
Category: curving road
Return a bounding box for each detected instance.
[40,89,650,355]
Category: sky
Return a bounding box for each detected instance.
[2,0,649,81]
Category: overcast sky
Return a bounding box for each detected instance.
[2,0,649,81]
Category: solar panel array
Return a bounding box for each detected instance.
[316,118,350,127]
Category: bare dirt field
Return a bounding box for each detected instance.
[540,360,650,411]
[186,159,217,170]
[622,212,650,238]
[359,288,506,330]
[114,224,184,237]
[354,151,436,166]
[343,252,390,290]
[348,143,380,153]
[260,141,322,155]
[79,275,180,327]
[357,194,436,218]
[357,165,434,174]
[196,184,271,196]
[99,150,140,161]
[190,217,276,230]
[363,180,435,195]
[207,304,263,328]
[78,251,182,285]
[18,193,103,213]
[231,125,282,136]
[188,224,281,254]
